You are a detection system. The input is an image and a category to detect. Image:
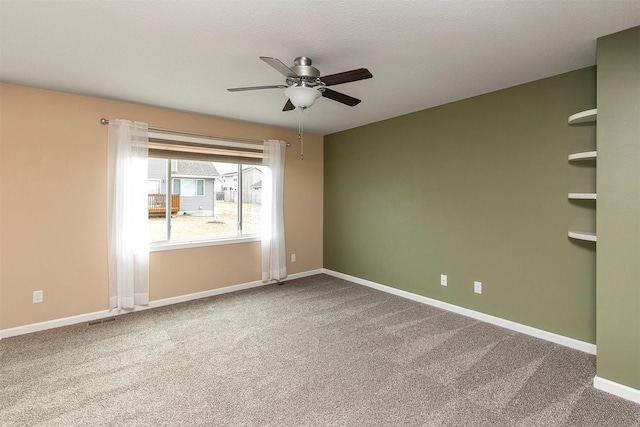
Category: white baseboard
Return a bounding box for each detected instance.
[322,269,597,355]
[289,269,325,280]
[594,376,640,403]
[0,269,323,340]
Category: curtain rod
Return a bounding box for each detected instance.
[100,118,289,147]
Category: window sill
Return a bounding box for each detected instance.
[149,235,261,252]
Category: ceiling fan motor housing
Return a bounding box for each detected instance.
[291,57,320,78]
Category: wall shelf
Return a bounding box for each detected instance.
[568,151,597,161]
[567,108,597,244]
[568,231,597,242]
[568,108,597,124]
[568,193,597,200]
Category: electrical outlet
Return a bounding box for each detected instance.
[33,290,43,303]
[291,253,296,262]
[440,274,447,286]
[474,281,482,294]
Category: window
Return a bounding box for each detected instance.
[145,131,266,248]
[148,179,161,194]
[173,178,204,196]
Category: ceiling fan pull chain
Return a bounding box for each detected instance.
[298,107,305,160]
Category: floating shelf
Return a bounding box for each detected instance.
[568,231,597,242]
[568,108,597,124]
[568,193,597,200]
[567,108,597,244]
[568,151,597,161]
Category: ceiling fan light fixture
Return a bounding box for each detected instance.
[284,85,321,109]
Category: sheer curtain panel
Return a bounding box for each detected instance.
[107,120,150,310]
[261,140,287,282]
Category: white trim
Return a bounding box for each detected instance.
[0,269,322,340]
[147,279,265,309]
[322,269,597,355]
[594,376,640,403]
[147,269,321,308]
[149,235,261,252]
[288,269,324,279]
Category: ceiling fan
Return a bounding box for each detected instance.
[227,56,373,111]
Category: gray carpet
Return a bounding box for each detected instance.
[1,274,639,426]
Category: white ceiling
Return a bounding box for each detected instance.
[1,1,639,135]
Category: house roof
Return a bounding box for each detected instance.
[222,167,262,177]
[1,1,639,135]
[174,161,220,178]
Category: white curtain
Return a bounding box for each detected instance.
[261,139,287,282]
[107,120,150,310]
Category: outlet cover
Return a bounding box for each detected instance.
[33,290,43,303]
[291,254,296,262]
[440,274,447,286]
[474,281,482,294]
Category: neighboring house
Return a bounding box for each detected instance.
[148,159,220,215]
[220,166,263,204]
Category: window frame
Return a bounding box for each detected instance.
[147,179,161,194]
[149,234,260,252]
[146,131,266,251]
[172,178,205,197]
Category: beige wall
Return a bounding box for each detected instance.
[0,83,323,330]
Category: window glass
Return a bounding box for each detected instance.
[241,167,263,235]
[148,158,262,244]
[148,179,161,194]
[176,179,204,196]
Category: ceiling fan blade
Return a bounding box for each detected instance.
[282,99,296,111]
[227,85,287,92]
[321,88,361,107]
[260,56,299,78]
[320,68,372,86]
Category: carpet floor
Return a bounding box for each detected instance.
[1,274,639,426]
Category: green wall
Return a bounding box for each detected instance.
[324,67,597,343]
[596,26,640,390]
